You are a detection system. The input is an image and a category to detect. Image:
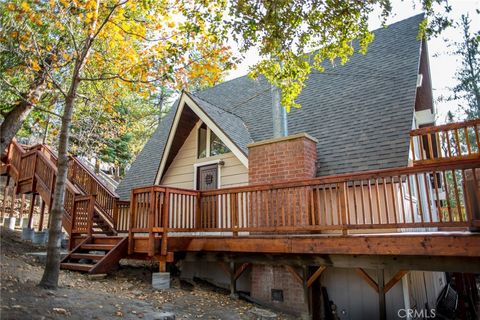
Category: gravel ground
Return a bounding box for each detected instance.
[0,228,292,320]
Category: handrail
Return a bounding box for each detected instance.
[5,140,117,237]
[199,160,480,196]
[67,155,119,227]
[69,156,118,198]
[410,119,480,165]
[128,160,479,250]
[35,149,79,194]
[410,119,480,135]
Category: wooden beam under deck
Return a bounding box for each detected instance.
[181,251,480,273]
[160,233,480,257]
[128,233,480,272]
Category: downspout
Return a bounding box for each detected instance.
[271,84,288,138]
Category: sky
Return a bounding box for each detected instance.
[225,0,480,124]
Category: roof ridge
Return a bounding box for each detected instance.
[188,91,248,122]
[370,12,424,33]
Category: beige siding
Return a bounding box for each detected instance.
[160,124,248,189]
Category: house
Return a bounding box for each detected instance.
[2,13,478,320]
[113,14,478,319]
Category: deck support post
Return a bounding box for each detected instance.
[38,200,46,231]
[377,268,386,320]
[229,261,238,299]
[8,183,16,218]
[302,266,312,320]
[159,260,166,273]
[28,193,36,228]
[47,204,53,229]
[19,194,25,220]
[1,176,11,220]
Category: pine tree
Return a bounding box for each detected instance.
[451,14,480,119]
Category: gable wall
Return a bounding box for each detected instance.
[160,122,248,189]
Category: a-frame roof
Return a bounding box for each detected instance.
[117,14,424,200]
[116,92,252,199]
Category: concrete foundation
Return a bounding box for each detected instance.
[61,238,69,249]
[152,272,171,290]
[32,231,47,245]
[7,217,16,230]
[18,217,29,228]
[22,227,35,241]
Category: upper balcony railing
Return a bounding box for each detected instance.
[410,119,480,165]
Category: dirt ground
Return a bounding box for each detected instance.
[0,228,292,320]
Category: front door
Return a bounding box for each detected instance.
[197,164,218,190]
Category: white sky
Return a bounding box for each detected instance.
[226,0,480,124]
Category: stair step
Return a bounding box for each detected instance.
[70,253,105,261]
[92,237,123,245]
[81,244,115,251]
[61,263,93,272]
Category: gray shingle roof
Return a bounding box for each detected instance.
[187,92,253,154]
[116,101,179,199]
[117,14,423,199]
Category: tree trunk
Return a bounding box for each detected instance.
[95,157,100,174]
[39,0,116,289]
[39,61,84,289]
[0,79,47,158]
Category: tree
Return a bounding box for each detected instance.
[450,14,480,119]
[0,2,60,156]
[2,0,454,290]
[1,0,235,289]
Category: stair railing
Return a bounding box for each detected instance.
[4,140,96,239]
[67,156,119,227]
[70,195,96,238]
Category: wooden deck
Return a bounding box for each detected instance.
[1,119,480,274]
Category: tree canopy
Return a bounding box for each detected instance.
[228,0,452,111]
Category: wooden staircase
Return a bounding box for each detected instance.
[1,140,127,274]
[61,236,128,274]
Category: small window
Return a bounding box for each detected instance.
[271,289,284,302]
[197,122,230,158]
[198,123,207,158]
[210,131,230,156]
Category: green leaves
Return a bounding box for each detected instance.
[230,0,451,111]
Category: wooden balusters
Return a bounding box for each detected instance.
[410,119,480,165]
[67,156,118,224]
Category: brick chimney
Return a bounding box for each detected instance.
[248,133,318,184]
[247,133,318,316]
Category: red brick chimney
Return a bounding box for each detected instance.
[248,133,318,184]
[247,133,318,316]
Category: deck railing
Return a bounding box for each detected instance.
[114,200,131,233]
[127,161,480,256]
[410,119,480,165]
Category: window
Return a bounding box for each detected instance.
[271,289,284,302]
[197,123,207,158]
[197,122,230,158]
[210,131,230,156]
